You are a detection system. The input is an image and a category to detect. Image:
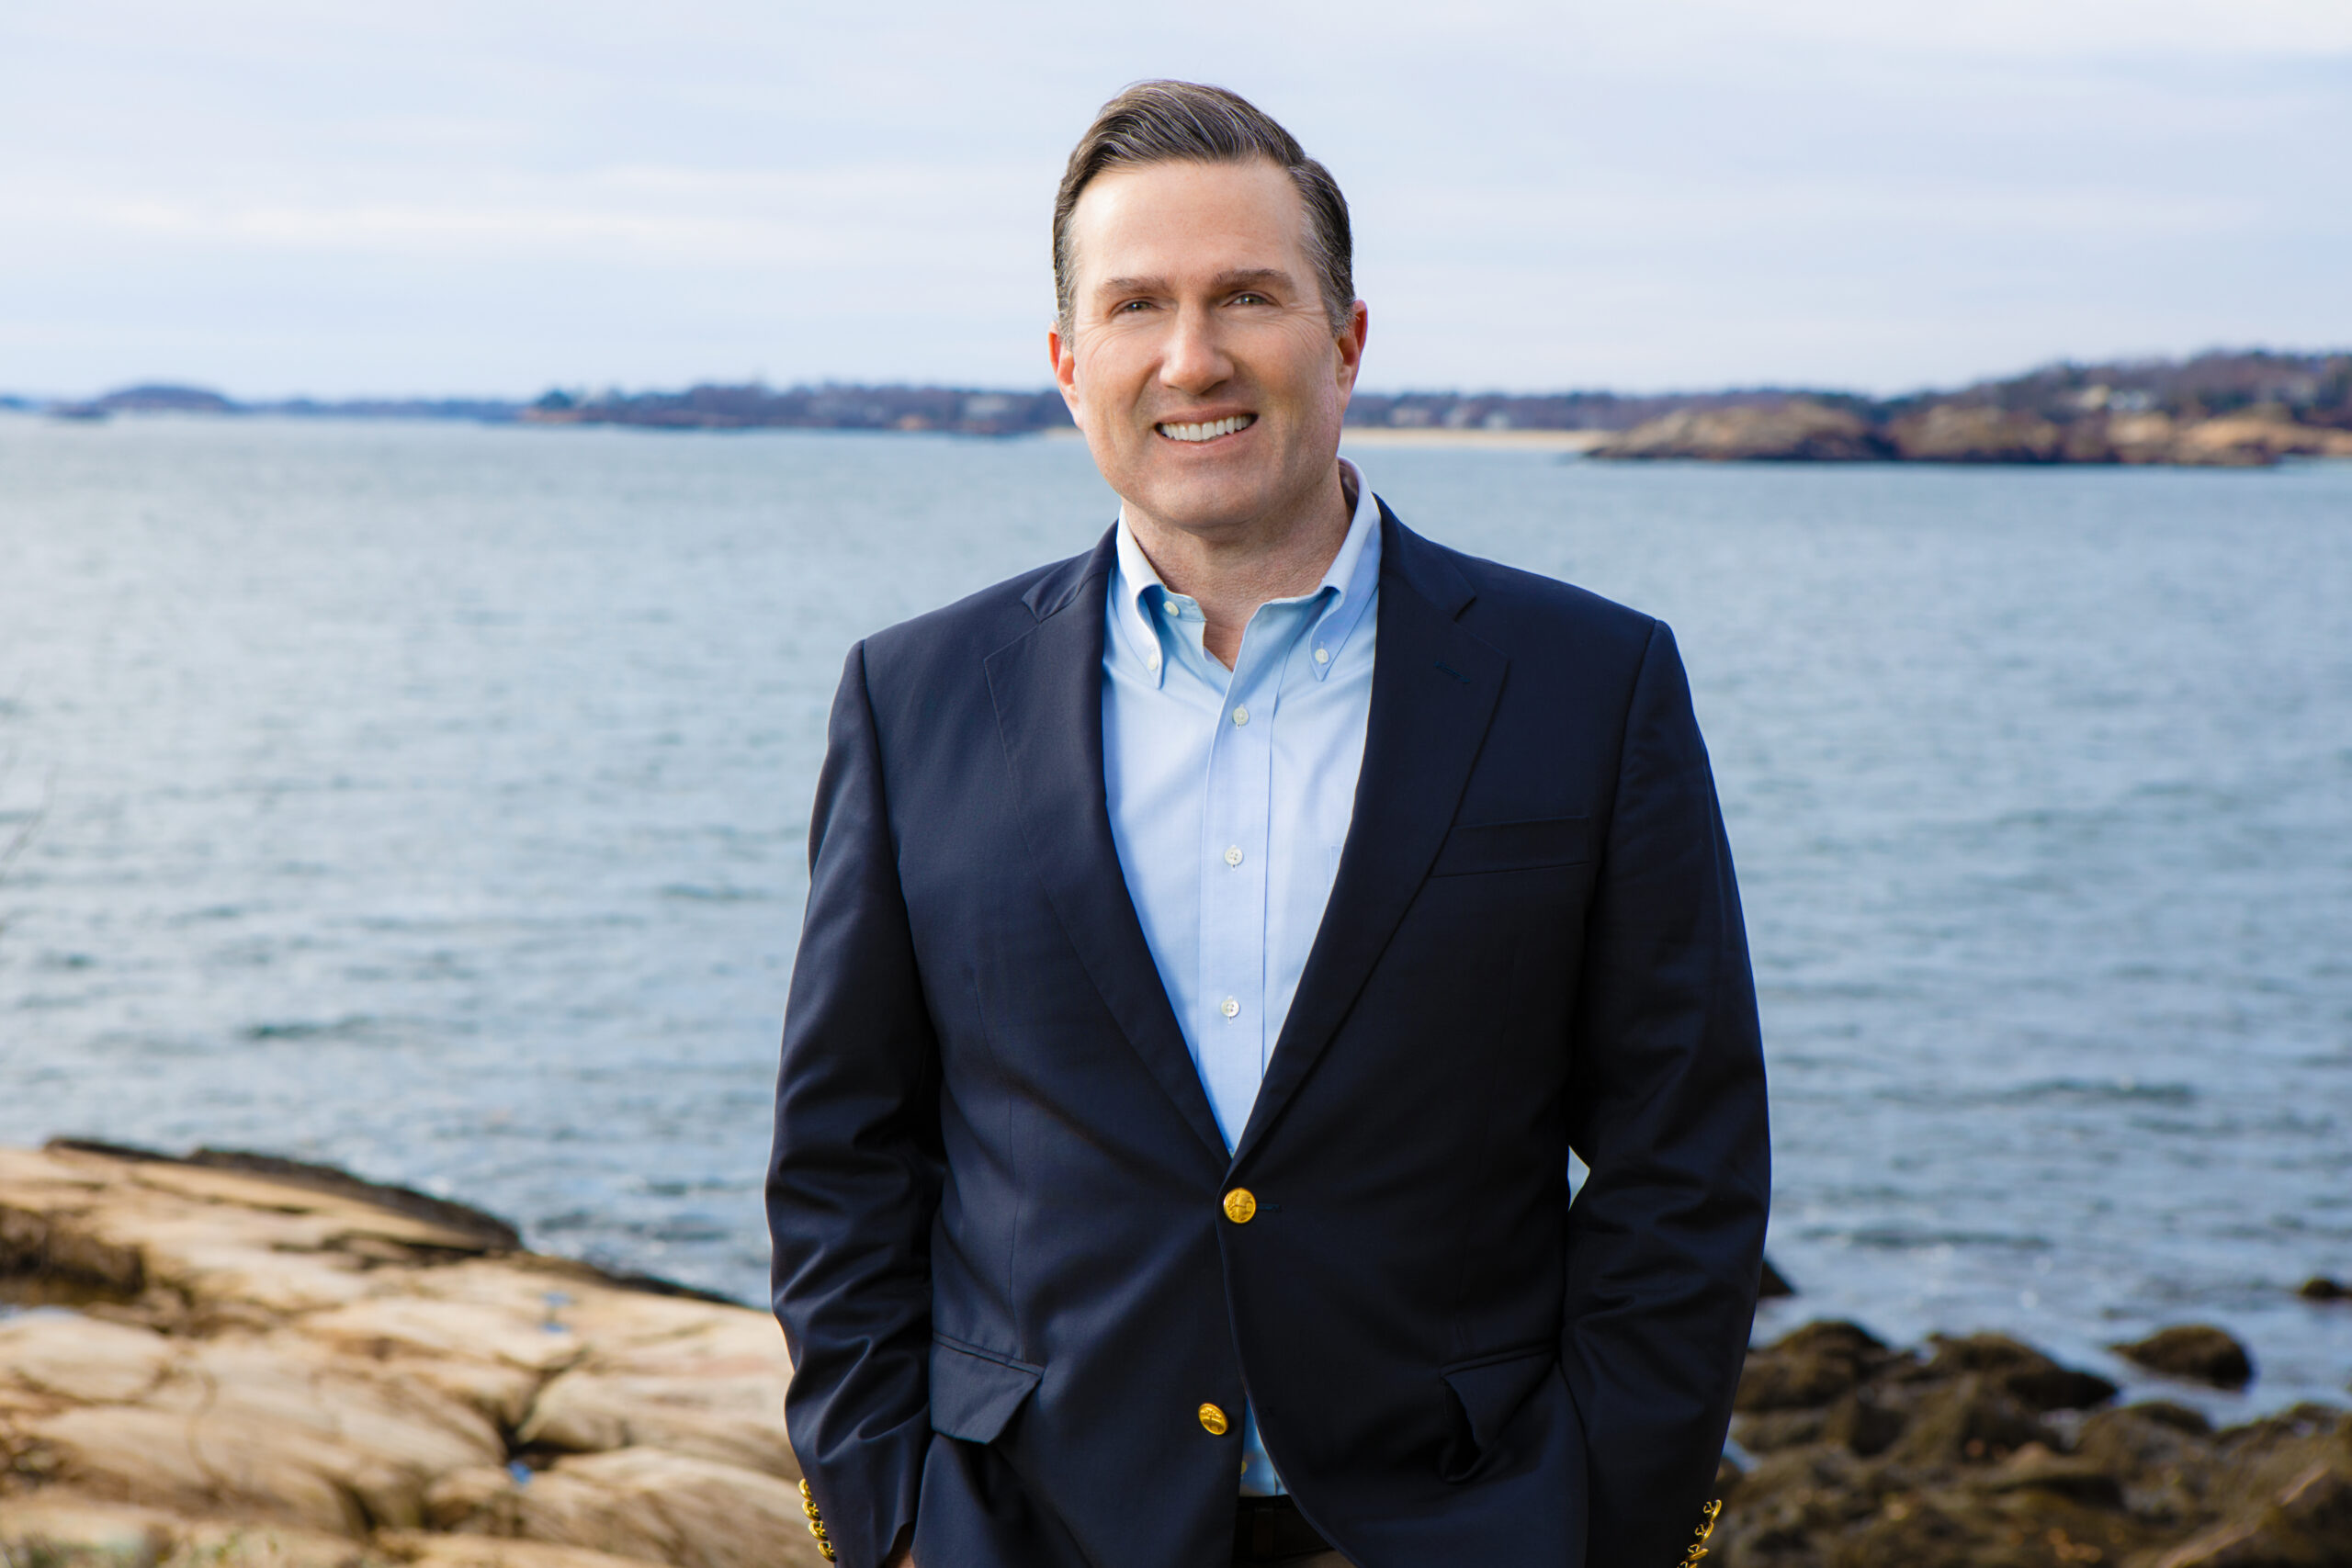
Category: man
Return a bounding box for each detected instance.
[769,81,1769,1568]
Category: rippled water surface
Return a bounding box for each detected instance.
[2,416,2347,1414]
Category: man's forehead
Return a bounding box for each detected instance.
[1069,158,1311,284]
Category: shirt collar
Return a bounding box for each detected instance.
[1110,458,1383,688]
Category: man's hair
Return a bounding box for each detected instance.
[1053,80,1354,341]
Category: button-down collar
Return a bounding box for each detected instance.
[1108,459,1381,689]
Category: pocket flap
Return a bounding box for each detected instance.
[1442,1345,1557,1453]
[930,1336,1044,1444]
[1428,816,1590,877]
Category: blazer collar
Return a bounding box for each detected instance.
[1229,502,1506,1167]
[1019,533,1110,621]
[988,526,1233,1167]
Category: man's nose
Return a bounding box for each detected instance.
[1159,304,1232,395]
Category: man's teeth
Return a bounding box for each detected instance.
[1157,414,1255,443]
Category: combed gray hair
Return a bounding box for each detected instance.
[1052,81,1354,341]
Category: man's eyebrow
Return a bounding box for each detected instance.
[1208,268,1296,291]
[1092,267,1300,296]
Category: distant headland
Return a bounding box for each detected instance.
[15,348,2351,466]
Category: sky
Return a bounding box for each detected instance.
[2,0,2347,400]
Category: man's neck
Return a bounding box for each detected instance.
[1126,464,1357,669]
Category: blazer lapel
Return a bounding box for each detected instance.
[1232,509,1508,1167]
[985,531,1231,1166]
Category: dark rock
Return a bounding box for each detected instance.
[1734,1407,1828,1453]
[1921,1332,2119,1413]
[1736,1320,1898,1412]
[1815,1495,1981,1568]
[1888,1373,2053,1468]
[1759,1256,1796,1299]
[2154,1460,2352,1567]
[2075,1402,2223,1521]
[2267,1461,2352,1554]
[2298,1277,2346,1302]
[2115,1325,2256,1389]
[1978,1442,2126,1508]
[1703,1317,2351,1566]
[1819,1387,1906,1458]
[2123,1400,2218,1437]
[2151,1519,2281,1566]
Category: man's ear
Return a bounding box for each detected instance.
[1333,299,1370,398]
[1048,323,1085,429]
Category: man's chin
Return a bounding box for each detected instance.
[1122,481,1276,540]
[1121,455,1342,540]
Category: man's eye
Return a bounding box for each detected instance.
[1231,292,1269,306]
[1117,299,1155,314]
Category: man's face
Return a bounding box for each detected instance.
[1051,158,1367,542]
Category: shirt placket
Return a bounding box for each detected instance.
[1194,614,1290,1150]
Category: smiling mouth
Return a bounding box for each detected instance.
[1156,413,1256,443]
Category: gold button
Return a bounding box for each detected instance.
[1223,1188,1257,1224]
[1198,1402,1230,1436]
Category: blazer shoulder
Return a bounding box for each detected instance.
[857,538,1105,686]
[1403,525,1660,668]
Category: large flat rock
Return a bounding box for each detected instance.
[0,1143,826,1568]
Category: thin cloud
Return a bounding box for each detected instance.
[0,0,2343,397]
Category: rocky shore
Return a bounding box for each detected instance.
[1586,399,2352,467]
[0,1142,827,1568]
[5,1142,2347,1568]
[1716,1323,2349,1566]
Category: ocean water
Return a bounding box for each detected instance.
[2,414,2347,1417]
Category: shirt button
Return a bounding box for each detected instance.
[1224,845,1243,866]
[1231,706,1249,726]
[1199,1402,1230,1436]
[1315,647,1329,665]
[1220,997,1239,1019]
[1147,653,1161,672]
[1163,601,1182,616]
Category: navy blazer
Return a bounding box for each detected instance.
[768,505,1770,1568]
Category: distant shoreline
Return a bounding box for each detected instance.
[15,348,2351,465]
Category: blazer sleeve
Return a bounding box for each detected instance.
[1559,619,1770,1568]
[768,640,944,1568]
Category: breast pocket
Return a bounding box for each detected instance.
[1426,816,1590,879]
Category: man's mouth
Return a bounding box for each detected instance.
[1155,413,1256,443]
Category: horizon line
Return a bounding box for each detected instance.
[11,341,2352,412]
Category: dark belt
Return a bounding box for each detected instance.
[1233,1495,1331,1562]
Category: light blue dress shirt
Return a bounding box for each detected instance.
[1101,461,1382,1495]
